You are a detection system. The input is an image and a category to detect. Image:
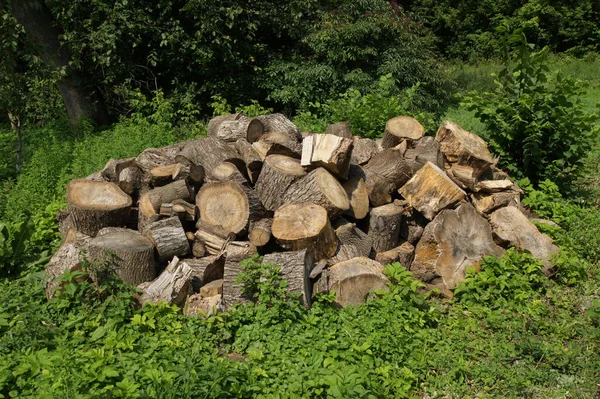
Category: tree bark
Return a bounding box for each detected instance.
[325,122,353,139]
[255,155,306,211]
[263,250,315,305]
[368,202,404,252]
[145,217,190,262]
[329,219,372,265]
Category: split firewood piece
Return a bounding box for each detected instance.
[282,168,350,217]
[471,190,520,214]
[272,202,338,260]
[351,137,380,165]
[263,249,315,305]
[328,219,372,265]
[118,166,142,196]
[364,148,412,188]
[446,164,478,191]
[375,242,415,268]
[186,255,225,291]
[223,241,258,262]
[489,206,558,274]
[435,120,495,178]
[159,203,192,221]
[138,179,194,218]
[196,181,266,234]
[88,229,156,286]
[45,238,90,299]
[249,218,273,247]
[66,179,132,236]
[381,116,424,149]
[185,294,224,317]
[235,138,263,183]
[256,113,302,142]
[255,155,306,211]
[368,202,404,252]
[176,137,242,173]
[149,163,189,186]
[301,134,354,179]
[195,220,236,255]
[139,256,192,307]
[398,161,466,220]
[207,113,243,137]
[475,179,514,193]
[172,199,195,221]
[325,121,353,139]
[135,144,184,173]
[342,176,369,220]
[404,136,444,174]
[411,203,504,297]
[145,217,190,262]
[348,165,396,207]
[200,279,223,297]
[261,132,303,158]
[328,257,390,307]
[101,157,136,182]
[215,116,264,143]
[205,161,248,186]
[399,205,428,245]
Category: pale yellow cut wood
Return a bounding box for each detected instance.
[301,134,353,179]
[381,116,424,148]
[328,257,390,307]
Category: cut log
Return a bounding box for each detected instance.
[255,155,306,211]
[118,166,141,197]
[145,217,190,262]
[186,255,225,291]
[205,161,248,186]
[149,163,189,186]
[404,136,444,173]
[435,120,495,178]
[235,138,263,183]
[446,164,478,190]
[138,180,193,218]
[256,113,302,142]
[381,116,424,149]
[342,177,369,220]
[185,294,224,317]
[45,238,89,299]
[325,121,353,139]
[260,133,303,158]
[263,249,315,305]
[135,144,184,173]
[249,218,273,247]
[88,229,156,286]
[172,199,196,221]
[282,168,350,217]
[348,164,396,207]
[216,116,264,143]
[411,203,504,296]
[224,241,258,262]
[301,134,353,179]
[399,206,428,245]
[329,219,372,265]
[470,190,520,214]
[139,256,192,307]
[368,202,404,252]
[489,206,558,274]
[196,181,266,234]
[475,179,514,193]
[207,113,243,137]
[66,179,132,236]
[398,161,466,220]
[351,137,380,165]
[364,148,412,188]
[176,137,242,173]
[195,220,236,255]
[101,157,135,182]
[375,242,415,268]
[328,257,390,307]
[200,279,223,297]
[272,202,337,260]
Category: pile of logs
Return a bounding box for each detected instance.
[47,113,560,311]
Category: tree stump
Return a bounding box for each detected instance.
[255,155,306,211]
[381,116,424,149]
[145,217,190,262]
[249,218,273,247]
[66,179,132,236]
[263,249,315,305]
[368,202,404,252]
[342,176,369,220]
[301,134,353,179]
[328,257,389,307]
[272,203,337,260]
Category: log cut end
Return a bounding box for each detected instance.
[67,179,132,210]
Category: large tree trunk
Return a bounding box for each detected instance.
[9,0,109,125]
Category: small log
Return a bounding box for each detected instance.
[118,166,141,197]
[138,179,194,218]
[216,116,264,143]
[139,256,192,307]
[381,116,424,149]
[301,134,353,179]
[235,138,263,183]
[249,218,273,247]
[262,249,315,305]
[272,203,337,260]
[282,168,350,217]
[404,136,444,174]
[207,113,243,137]
[411,203,504,297]
[186,255,225,291]
[446,164,478,190]
[329,219,372,265]
[196,181,266,234]
[342,176,369,220]
[435,120,495,178]
[88,229,156,286]
[475,179,514,193]
[135,144,184,173]
[364,148,412,188]
[149,163,189,186]
[195,220,235,255]
[205,161,248,186]
[398,161,466,220]
[348,165,396,207]
[224,241,258,262]
[375,242,415,268]
[173,199,196,221]
[368,202,404,252]
[101,157,136,182]
[471,190,520,214]
[351,137,380,165]
[256,113,302,142]
[325,121,353,139]
[176,137,242,173]
[328,257,389,307]
[255,155,306,211]
[145,217,190,262]
[66,179,132,236]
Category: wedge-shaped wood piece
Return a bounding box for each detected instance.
[118,166,141,196]
[411,203,504,297]
[435,120,495,178]
[375,242,415,268]
[325,121,353,139]
[351,137,380,165]
[145,217,189,262]
[342,177,369,220]
[381,116,424,148]
[255,155,306,211]
[263,249,315,305]
[136,144,184,173]
[476,179,514,193]
[45,238,90,299]
[66,179,132,236]
[272,202,337,260]
[368,202,404,252]
[446,164,478,191]
[404,136,444,173]
[398,161,466,220]
[328,257,390,307]
[139,256,192,307]
[364,148,412,188]
[101,157,136,182]
[470,190,520,214]
[149,163,190,186]
[282,168,350,217]
[301,134,354,179]
[489,206,558,274]
[348,165,396,207]
[235,138,263,182]
[200,279,224,297]
[328,219,372,265]
[185,255,225,292]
